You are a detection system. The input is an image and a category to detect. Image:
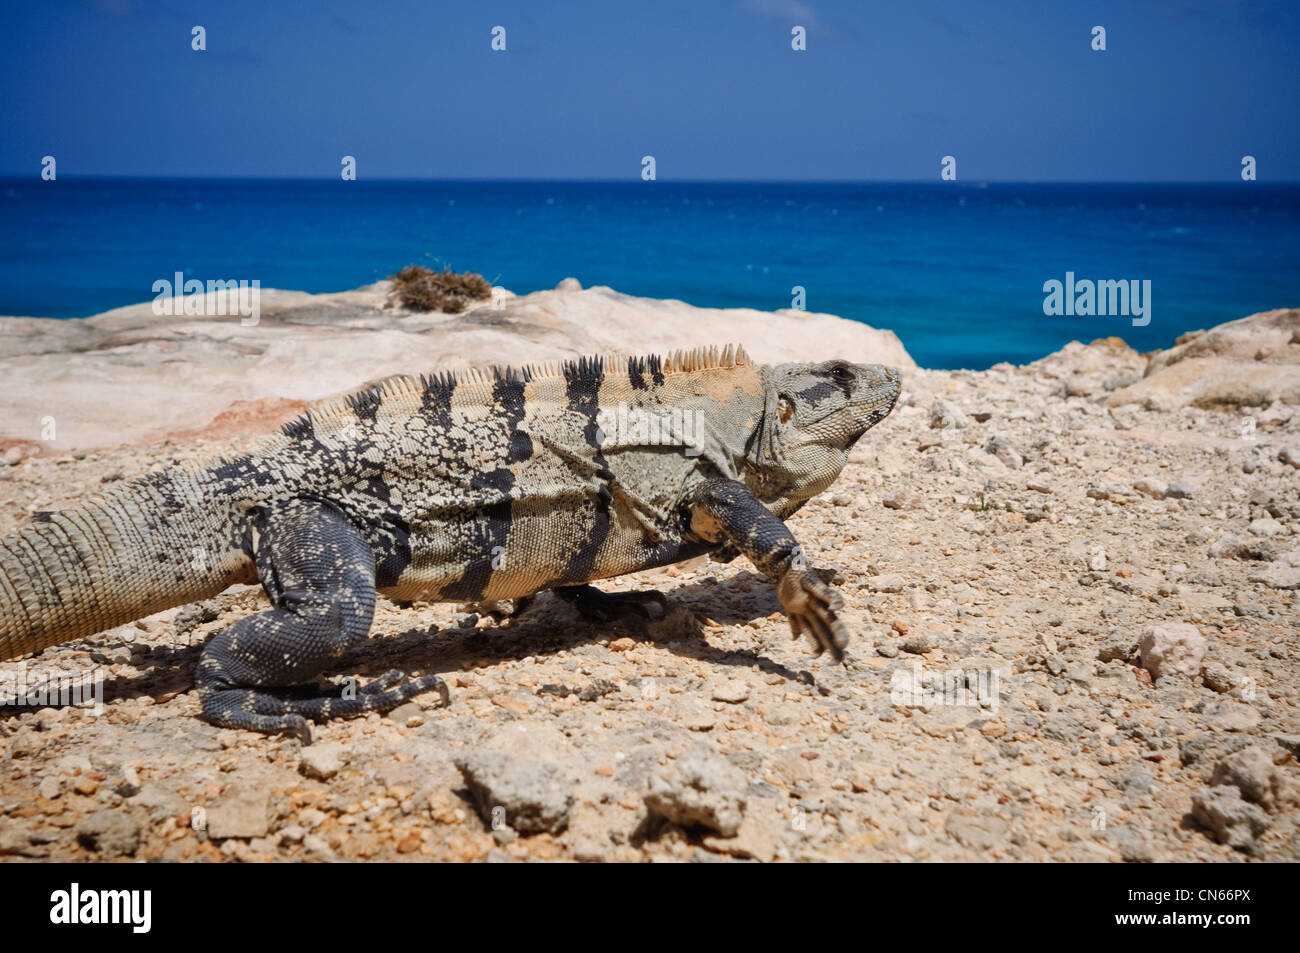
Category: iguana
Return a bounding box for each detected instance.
[0,346,901,741]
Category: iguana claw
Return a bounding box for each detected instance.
[778,569,849,662]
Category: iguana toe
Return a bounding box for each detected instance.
[778,569,849,662]
[360,669,409,694]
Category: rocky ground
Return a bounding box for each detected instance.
[0,301,1297,863]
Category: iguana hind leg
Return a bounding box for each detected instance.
[195,498,447,742]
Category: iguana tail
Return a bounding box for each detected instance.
[0,472,252,660]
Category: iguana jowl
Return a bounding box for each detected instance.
[0,346,900,740]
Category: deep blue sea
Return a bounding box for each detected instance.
[2,179,1297,369]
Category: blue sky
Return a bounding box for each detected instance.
[1,0,1296,181]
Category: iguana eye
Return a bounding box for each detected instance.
[831,366,854,383]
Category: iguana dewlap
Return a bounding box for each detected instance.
[0,345,901,740]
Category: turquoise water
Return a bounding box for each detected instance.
[2,179,1297,369]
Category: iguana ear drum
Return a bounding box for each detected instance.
[778,396,795,424]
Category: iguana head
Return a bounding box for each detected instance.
[748,360,902,501]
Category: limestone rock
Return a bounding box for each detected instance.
[1137,623,1207,680]
[644,744,748,837]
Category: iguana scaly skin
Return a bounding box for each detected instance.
[0,346,900,740]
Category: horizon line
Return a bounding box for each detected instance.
[3,174,1297,186]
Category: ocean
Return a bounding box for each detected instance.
[2,178,1297,369]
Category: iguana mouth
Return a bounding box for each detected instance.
[863,370,903,418]
[844,369,902,422]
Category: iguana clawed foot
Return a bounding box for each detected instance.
[198,669,451,745]
[459,595,535,624]
[778,569,849,662]
[553,584,670,623]
[359,668,452,710]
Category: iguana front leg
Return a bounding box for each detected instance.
[690,478,849,661]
